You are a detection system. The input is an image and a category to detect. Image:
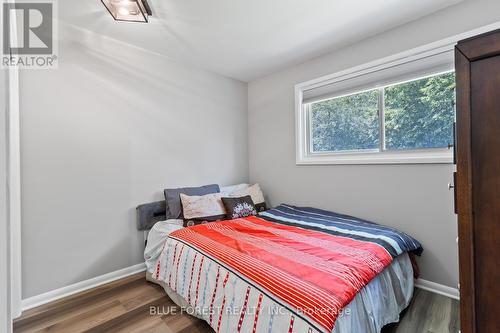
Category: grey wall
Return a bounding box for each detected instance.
[20,24,248,298]
[248,0,500,288]
[18,0,500,299]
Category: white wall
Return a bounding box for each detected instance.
[1,67,11,331]
[248,0,500,288]
[20,23,248,298]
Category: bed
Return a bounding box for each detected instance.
[138,203,422,333]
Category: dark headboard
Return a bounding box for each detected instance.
[136,200,167,231]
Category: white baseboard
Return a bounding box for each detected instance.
[415,278,460,300]
[20,263,457,312]
[21,263,146,311]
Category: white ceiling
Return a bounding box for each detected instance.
[60,0,462,82]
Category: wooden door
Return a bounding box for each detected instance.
[456,30,500,333]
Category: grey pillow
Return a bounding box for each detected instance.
[164,184,220,219]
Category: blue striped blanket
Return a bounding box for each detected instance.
[259,204,423,258]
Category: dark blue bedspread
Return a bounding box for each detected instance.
[259,204,423,258]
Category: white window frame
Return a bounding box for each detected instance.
[295,42,457,165]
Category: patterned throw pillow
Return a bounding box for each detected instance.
[221,196,258,220]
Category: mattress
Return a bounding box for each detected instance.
[144,219,184,273]
[145,219,415,333]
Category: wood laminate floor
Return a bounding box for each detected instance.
[14,272,459,333]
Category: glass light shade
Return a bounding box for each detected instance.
[101,0,150,23]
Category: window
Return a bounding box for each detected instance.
[384,72,455,150]
[310,89,380,153]
[309,72,455,155]
[296,44,457,165]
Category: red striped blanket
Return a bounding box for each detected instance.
[166,216,393,332]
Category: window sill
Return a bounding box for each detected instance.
[296,150,453,165]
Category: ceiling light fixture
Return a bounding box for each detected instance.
[101,0,152,23]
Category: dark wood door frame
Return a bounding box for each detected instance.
[454,46,475,333]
